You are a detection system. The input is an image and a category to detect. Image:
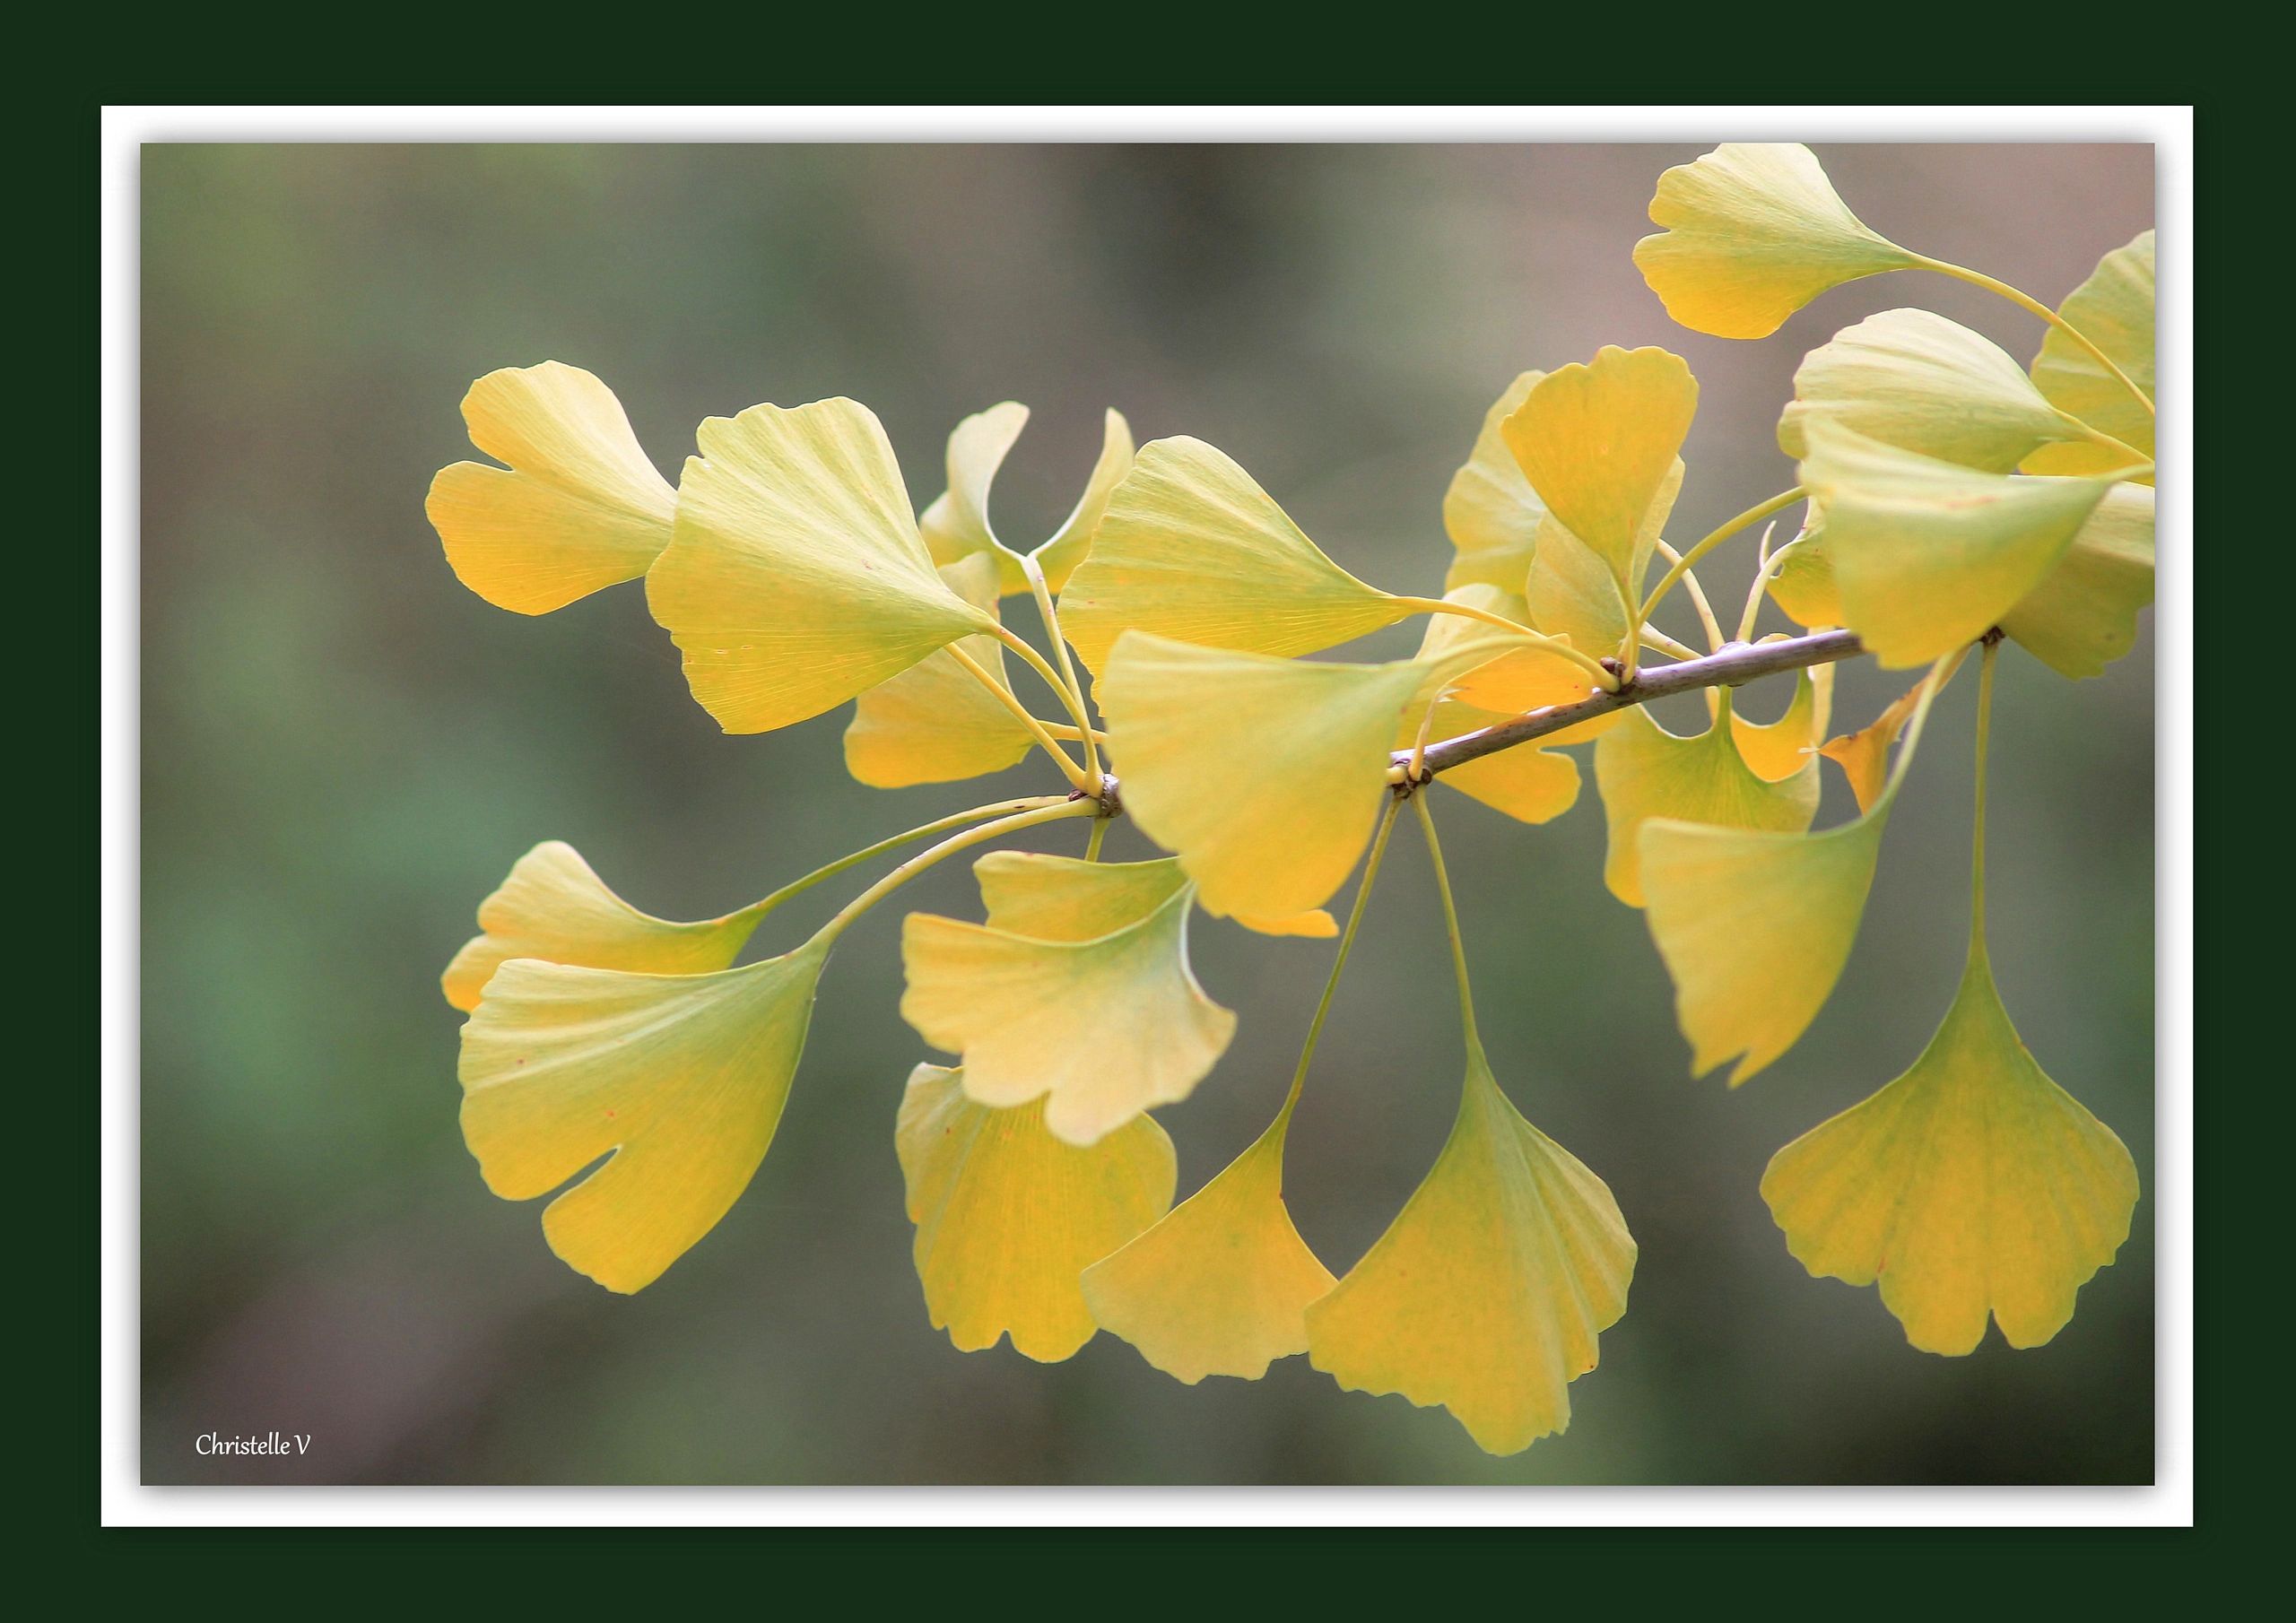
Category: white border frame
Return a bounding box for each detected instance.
[100,103,2195,1529]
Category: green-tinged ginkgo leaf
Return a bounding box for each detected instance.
[1999,482,2156,679]
[900,854,1235,1145]
[1766,519,1840,628]
[1524,460,1685,655]
[427,361,677,614]
[1442,372,1546,593]
[1059,438,1410,672]
[2023,230,2156,479]
[1502,348,1697,597]
[1594,702,1821,907]
[1798,421,2119,668]
[844,553,1036,788]
[1632,143,1919,340]
[1100,631,1523,920]
[441,840,754,1013]
[1639,663,1938,1084]
[896,1063,1176,1362]
[1411,699,1583,825]
[457,941,829,1293]
[1082,1115,1335,1383]
[646,397,996,733]
[1779,308,2100,472]
[1305,1040,1636,1455]
[1722,660,1834,784]
[918,403,1136,594]
[1761,953,2140,1353]
[1414,586,1605,716]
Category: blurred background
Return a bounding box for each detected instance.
[141,142,2155,1486]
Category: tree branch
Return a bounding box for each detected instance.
[1405,629,1865,779]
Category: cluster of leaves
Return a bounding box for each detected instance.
[430,145,2152,1455]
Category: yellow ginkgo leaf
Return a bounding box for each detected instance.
[1442,372,1546,593]
[918,403,1136,594]
[1632,143,1919,340]
[1082,1116,1335,1383]
[1816,671,1935,815]
[441,840,754,1013]
[844,553,1035,788]
[1766,520,1841,629]
[646,397,996,733]
[1999,481,2156,680]
[1100,631,1518,921]
[1798,421,2119,668]
[900,854,1236,1145]
[457,941,829,1293]
[1593,703,1821,907]
[1525,460,1685,655]
[2023,230,2156,480]
[1306,1040,1636,1455]
[1761,954,2140,1354]
[1722,660,1834,784]
[1232,908,1340,939]
[896,1063,1176,1362]
[1414,586,1604,716]
[1059,438,1410,673]
[1412,699,1582,825]
[1502,347,1698,597]
[1036,408,1137,593]
[1779,308,2100,472]
[426,361,676,615]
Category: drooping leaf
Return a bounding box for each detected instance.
[1305,1040,1635,1455]
[1779,308,2100,472]
[1593,703,1821,907]
[1761,953,2140,1354]
[1998,482,2156,679]
[843,553,1036,788]
[1502,347,1698,599]
[1442,372,1546,593]
[1231,908,1340,939]
[1099,630,1526,921]
[1082,1116,1335,1383]
[646,397,995,733]
[1723,660,1834,784]
[441,840,754,1012]
[1524,460,1685,655]
[1816,671,1936,815]
[1058,438,1409,672]
[1632,143,1919,340]
[1411,699,1583,825]
[1037,409,1140,592]
[2023,230,2155,479]
[427,361,676,614]
[1797,421,2119,668]
[918,402,1135,593]
[457,941,829,1293]
[900,855,1235,1145]
[1414,586,1605,716]
[896,1063,1176,1362]
[1765,519,1841,628]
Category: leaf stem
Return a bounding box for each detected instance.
[1912,256,2155,419]
[1020,553,1102,785]
[945,643,1091,790]
[1970,636,2000,967]
[1393,595,1621,691]
[811,800,1100,951]
[732,795,1074,928]
[1411,792,1479,1050]
[990,621,1106,789]
[1633,488,1806,676]
[1652,539,1726,654]
[1274,798,1402,1129]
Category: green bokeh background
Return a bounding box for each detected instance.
[140,142,2155,1486]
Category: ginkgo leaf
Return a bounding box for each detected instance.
[2023,230,2155,479]
[427,361,677,614]
[1766,520,1841,629]
[1798,421,2119,668]
[1632,143,1919,340]
[900,855,1236,1145]
[1082,1115,1335,1383]
[1502,347,1698,597]
[441,840,755,1013]
[1059,438,1410,672]
[1594,703,1821,907]
[457,941,829,1294]
[1998,481,2156,679]
[646,397,996,733]
[1761,953,2140,1354]
[1525,460,1685,655]
[1723,661,1834,784]
[1232,909,1340,939]
[1778,308,2100,472]
[1100,631,1522,921]
[1411,699,1583,825]
[1415,586,1604,716]
[1442,372,1546,593]
[1305,1040,1635,1455]
[896,1063,1176,1362]
[918,403,1136,594]
[1816,672,1935,815]
[843,553,1036,787]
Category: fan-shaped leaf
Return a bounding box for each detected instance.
[1442,371,1546,593]
[918,403,1135,593]
[2023,231,2155,479]
[1594,704,1821,907]
[1998,482,2155,679]
[843,553,1037,787]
